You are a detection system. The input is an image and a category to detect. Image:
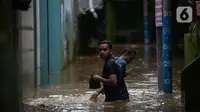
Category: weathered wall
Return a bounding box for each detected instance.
[18,1,35,87]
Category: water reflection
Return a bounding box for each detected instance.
[144,44,150,68]
[23,44,184,112]
[162,94,182,112]
[49,75,62,85]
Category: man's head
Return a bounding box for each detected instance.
[121,48,136,64]
[98,40,112,60]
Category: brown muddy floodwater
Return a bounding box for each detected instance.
[23,44,185,112]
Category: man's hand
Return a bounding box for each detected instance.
[89,91,99,101]
[124,72,128,77]
[89,87,103,101]
[92,75,102,81]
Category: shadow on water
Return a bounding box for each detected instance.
[23,44,184,112]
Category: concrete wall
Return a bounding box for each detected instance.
[21,2,34,75]
[19,0,74,86]
[19,1,35,87]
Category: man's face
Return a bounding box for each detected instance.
[125,55,135,64]
[98,44,111,59]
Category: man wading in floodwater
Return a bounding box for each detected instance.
[90,40,136,102]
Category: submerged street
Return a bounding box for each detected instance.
[1,0,199,111]
[23,44,184,112]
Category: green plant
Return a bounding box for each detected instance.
[188,21,200,55]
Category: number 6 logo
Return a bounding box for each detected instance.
[176,6,193,23]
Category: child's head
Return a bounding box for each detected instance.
[121,48,137,64]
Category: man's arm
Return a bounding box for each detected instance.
[96,86,103,93]
[98,74,117,86]
[99,61,117,86]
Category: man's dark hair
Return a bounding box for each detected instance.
[122,48,137,57]
[99,40,112,49]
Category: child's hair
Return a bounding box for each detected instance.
[122,48,137,57]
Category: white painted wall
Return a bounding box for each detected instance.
[19,0,41,86]
[20,1,34,76]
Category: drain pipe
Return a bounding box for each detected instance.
[89,0,98,19]
[155,0,163,91]
[33,0,38,87]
